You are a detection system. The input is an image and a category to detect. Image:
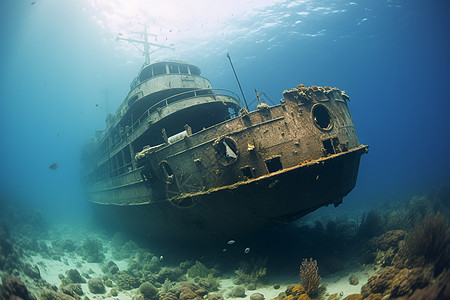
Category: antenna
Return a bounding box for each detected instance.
[117,25,174,64]
[226,53,249,111]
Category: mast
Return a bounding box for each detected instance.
[117,25,174,64]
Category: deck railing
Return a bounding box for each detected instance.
[84,88,241,183]
[105,88,240,156]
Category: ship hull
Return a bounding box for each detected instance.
[90,145,367,242]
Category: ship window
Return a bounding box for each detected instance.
[189,66,201,76]
[153,63,166,76]
[265,156,282,173]
[322,137,340,156]
[214,136,239,166]
[159,160,174,184]
[139,66,153,82]
[168,64,179,74]
[312,104,332,130]
[240,166,254,179]
[179,65,188,74]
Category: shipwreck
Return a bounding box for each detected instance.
[81,29,368,241]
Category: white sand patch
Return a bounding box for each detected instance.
[321,265,377,298]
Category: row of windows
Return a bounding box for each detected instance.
[86,147,133,184]
[133,63,201,88]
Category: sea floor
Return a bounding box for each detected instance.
[1,221,377,300]
[1,186,449,300]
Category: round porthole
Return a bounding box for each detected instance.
[213,136,239,166]
[312,104,333,131]
[159,160,174,184]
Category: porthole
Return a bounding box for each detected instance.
[312,104,333,131]
[159,160,174,184]
[213,136,239,166]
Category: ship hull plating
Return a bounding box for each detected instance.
[89,145,367,241]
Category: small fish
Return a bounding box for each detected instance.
[244,247,250,254]
[227,240,235,245]
[159,255,164,261]
[49,163,59,170]
[31,1,36,5]
[222,248,227,252]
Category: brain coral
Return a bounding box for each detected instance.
[140,282,159,299]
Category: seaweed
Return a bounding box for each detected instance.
[405,212,449,265]
[187,261,215,278]
[233,257,267,286]
[80,237,105,263]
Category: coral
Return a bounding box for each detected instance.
[349,275,359,285]
[233,257,268,286]
[159,292,178,300]
[179,260,193,271]
[403,269,450,300]
[110,288,119,297]
[194,288,208,297]
[368,230,406,252]
[23,263,41,280]
[327,293,339,300]
[405,212,449,263]
[250,292,265,300]
[361,266,432,298]
[389,267,431,297]
[187,261,214,278]
[196,274,220,292]
[156,267,184,283]
[364,294,382,300]
[66,269,85,283]
[102,260,119,276]
[179,287,202,300]
[361,266,399,296]
[60,283,83,297]
[229,286,246,298]
[342,295,362,300]
[143,255,162,273]
[114,272,141,290]
[170,281,203,300]
[140,282,159,299]
[81,237,105,263]
[40,289,77,300]
[160,278,175,293]
[104,279,113,287]
[88,278,105,294]
[299,258,321,297]
[283,284,309,300]
[53,239,77,253]
[207,294,224,300]
[0,275,37,300]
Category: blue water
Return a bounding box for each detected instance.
[1,0,449,223]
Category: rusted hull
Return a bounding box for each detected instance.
[90,145,367,242]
